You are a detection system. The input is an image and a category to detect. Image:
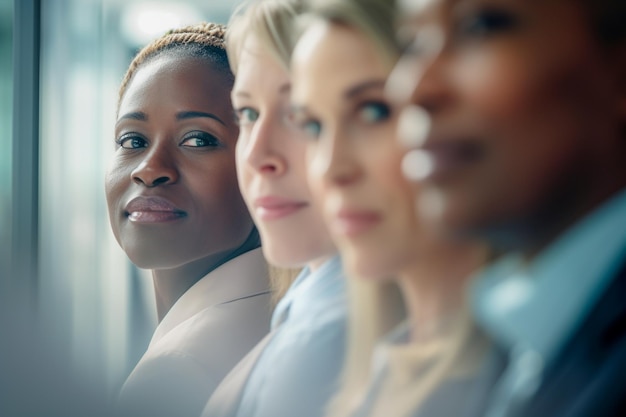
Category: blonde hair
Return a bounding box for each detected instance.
[226,0,305,306]
[305,0,400,66]
[226,0,306,74]
[268,265,301,306]
[336,280,405,412]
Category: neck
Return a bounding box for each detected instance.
[397,242,487,342]
[306,254,335,273]
[152,229,260,321]
[151,253,226,322]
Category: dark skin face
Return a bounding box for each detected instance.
[106,55,254,281]
[390,0,626,257]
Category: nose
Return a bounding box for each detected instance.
[309,126,361,189]
[131,145,178,187]
[239,114,287,176]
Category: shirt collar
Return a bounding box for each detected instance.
[472,188,626,363]
[151,247,270,345]
[271,255,345,328]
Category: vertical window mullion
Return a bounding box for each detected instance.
[12,0,41,307]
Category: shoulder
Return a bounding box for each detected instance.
[149,292,272,371]
[119,350,217,417]
[119,293,273,417]
[239,319,348,417]
[525,256,626,417]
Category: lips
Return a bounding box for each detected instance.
[332,209,381,237]
[124,196,186,223]
[253,196,308,221]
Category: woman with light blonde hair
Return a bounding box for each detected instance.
[290,0,490,415]
[201,1,348,416]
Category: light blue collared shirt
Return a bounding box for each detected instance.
[235,256,348,417]
[472,188,626,416]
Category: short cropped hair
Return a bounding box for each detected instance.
[118,22,231,110]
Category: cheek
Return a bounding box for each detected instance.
[458,38,600,134]
[456,48,542,124]
[189,163,253,245]
[458,45,597,176]
[195,161,242,207]
[375,145,408,198]
[104,159,129,210]
[235,143,252,200]
[305,144,328,207]
[104,159,132,244]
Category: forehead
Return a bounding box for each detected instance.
[119,55,231,114]
[233,36,290,93]
[292,22,389,99]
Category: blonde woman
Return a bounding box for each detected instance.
[290,0,490,416]
[201,1,348,416]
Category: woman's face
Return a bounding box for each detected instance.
[389,0,626,251]
[106,55,253,270]
[291,22,422,279]
[232,36,335,268]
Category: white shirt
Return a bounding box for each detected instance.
[118,248,272,417]
[233,256,348,417]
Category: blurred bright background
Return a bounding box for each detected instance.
[1,0,246,409]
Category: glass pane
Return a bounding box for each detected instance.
[0,0,12,283]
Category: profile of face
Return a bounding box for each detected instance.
[389,0,626,252]
[291,21,423,279]
[233,36,335,268]
[106,55,254,270]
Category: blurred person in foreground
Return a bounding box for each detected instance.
[387,0,626,416]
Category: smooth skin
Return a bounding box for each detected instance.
[106,55,255,319]
[233,36,336,270]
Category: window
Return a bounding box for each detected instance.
[6,0,246,404]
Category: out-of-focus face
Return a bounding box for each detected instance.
[233,36,335,268]
[389,0,626,253]
[106,55,253,270]
[291,22,423,279]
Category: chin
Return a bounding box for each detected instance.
[125,252,175,270]
[121,241,188,270]
[262,245,304,269]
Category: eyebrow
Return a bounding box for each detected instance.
[345,79,386,99]
[116,110,226,126]
[290,80,386,116]
[233,82,291,99]
[176,111,226,126]
[117,111,147,123]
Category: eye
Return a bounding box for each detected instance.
[117,134,147,149]
[291,108,322,140]
[457,8,518,38]
[357,101,391,124]
[235,107,260,126]
[180,131,221,148]
[299,119,322,139]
